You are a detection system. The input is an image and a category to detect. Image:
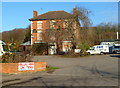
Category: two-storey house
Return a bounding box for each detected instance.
[29,7,79,53]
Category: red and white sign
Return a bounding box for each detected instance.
[18,62,34,71]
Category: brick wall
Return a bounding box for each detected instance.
[31,20,65,44]
[0,62,46,74]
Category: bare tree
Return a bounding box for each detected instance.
[72,6,92,27]
[43,6,92,53]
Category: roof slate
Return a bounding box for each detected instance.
[29,10,75,21]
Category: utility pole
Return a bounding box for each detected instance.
[117,32,119,40]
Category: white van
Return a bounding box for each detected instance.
[86,45,111,55]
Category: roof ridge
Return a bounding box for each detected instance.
[47,10,65,12]
[29,10,74,21]
[37,10,71,17]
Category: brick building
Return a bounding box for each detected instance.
[29,7,79,54]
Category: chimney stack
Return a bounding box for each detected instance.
[33,10,38,17]
[73,7,78,17]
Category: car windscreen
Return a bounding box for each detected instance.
[114,46,120,48]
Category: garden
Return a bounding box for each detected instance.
[0,43,32,63]
[0,43,46,74]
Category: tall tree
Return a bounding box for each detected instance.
[72,6,92,27]
[23,25,31,43]
[71,6,92,48]
[44,6,92,53]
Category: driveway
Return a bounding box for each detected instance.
[2,54,119,87]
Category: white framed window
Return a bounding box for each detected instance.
[37,21,42,29]
[50,20,56,29]
[63,20,69,28]
[37,31,42,41]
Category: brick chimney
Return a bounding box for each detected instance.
[73,7,78,17]
[33,10,38,17]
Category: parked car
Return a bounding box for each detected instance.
[112,44,120,54]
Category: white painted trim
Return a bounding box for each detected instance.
[31,21,33,45]
[63,41,72,43]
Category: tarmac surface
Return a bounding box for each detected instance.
[1,54,119,87]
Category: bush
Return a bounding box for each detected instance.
[1,53,15,63]
[31,43,48,55]
[0,52,32,63]
[79,43,90,55]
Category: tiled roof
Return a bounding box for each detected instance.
[29,11,74,21]
[21,41,31,46]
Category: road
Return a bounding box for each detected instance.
[2,54,119,87]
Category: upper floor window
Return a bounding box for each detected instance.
[37,21,42,29]
[37,31,42,41]
[50,20,56,29]
[63,20,69,28]
[32,29,37,33]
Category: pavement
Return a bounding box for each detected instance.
[1,54,119,87]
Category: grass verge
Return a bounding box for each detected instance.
[46,66,60,71]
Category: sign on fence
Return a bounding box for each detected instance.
[18,62,34,71]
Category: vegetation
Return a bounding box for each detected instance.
[79,23,119,46]
[44,6,91,53]
[46,66,60,70]
[0,43,32,63]
[0,52,32,63]
[1,6,119,57]
[2,28,26,44]
[72,6,92,27]
[1,25,31,44]
[44,6,119,55]
[23,25,31,43]
[31,43,48,55]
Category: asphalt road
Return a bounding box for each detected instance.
[2,54,119,87]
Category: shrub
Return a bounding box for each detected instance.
[79,43,90,55]
[31,43,48,55]
[0,51,32,63]
[1,53,15,63]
